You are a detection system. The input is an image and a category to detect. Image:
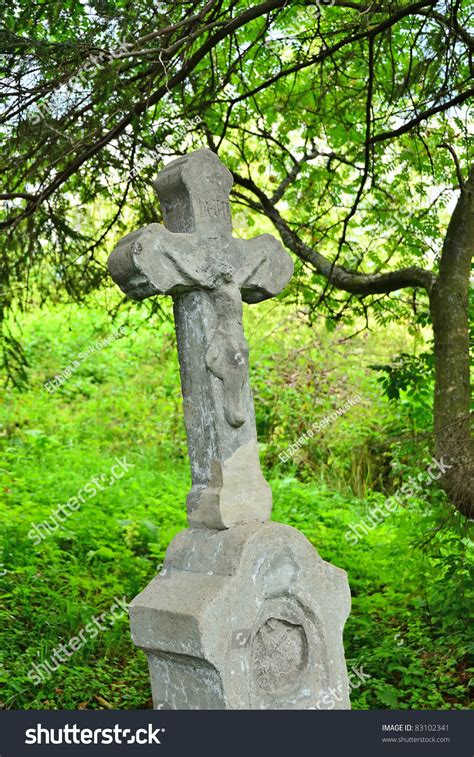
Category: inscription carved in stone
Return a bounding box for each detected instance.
[197,198,230,219]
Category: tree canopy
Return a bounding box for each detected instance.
[2,0,472,313]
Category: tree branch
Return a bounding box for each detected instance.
[232,172,436,295]
[369,88,474,145]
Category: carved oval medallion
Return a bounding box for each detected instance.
[251,617,308,693]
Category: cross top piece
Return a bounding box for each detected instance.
[155,149,233,239]
[108,149,293,530]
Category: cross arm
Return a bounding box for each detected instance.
[108,222,202,301]
[235,234,294,304]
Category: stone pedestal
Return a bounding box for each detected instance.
[129,522,351,710]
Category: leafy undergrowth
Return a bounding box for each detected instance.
[0,302,472,709]
[274,481,472,710]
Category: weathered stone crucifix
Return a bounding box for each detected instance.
[108,149,293,529]
[109,149,351,711]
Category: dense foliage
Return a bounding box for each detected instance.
[0,302,472,709]
[1,0,472,341]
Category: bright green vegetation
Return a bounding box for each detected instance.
[0,300,472,710]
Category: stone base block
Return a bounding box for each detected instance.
[129,521,351,710]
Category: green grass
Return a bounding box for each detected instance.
[0,300,472,709]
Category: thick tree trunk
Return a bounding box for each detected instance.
[430,168,473,516]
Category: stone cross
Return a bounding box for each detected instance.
[108,149,293,529]
[109,149,351,712]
